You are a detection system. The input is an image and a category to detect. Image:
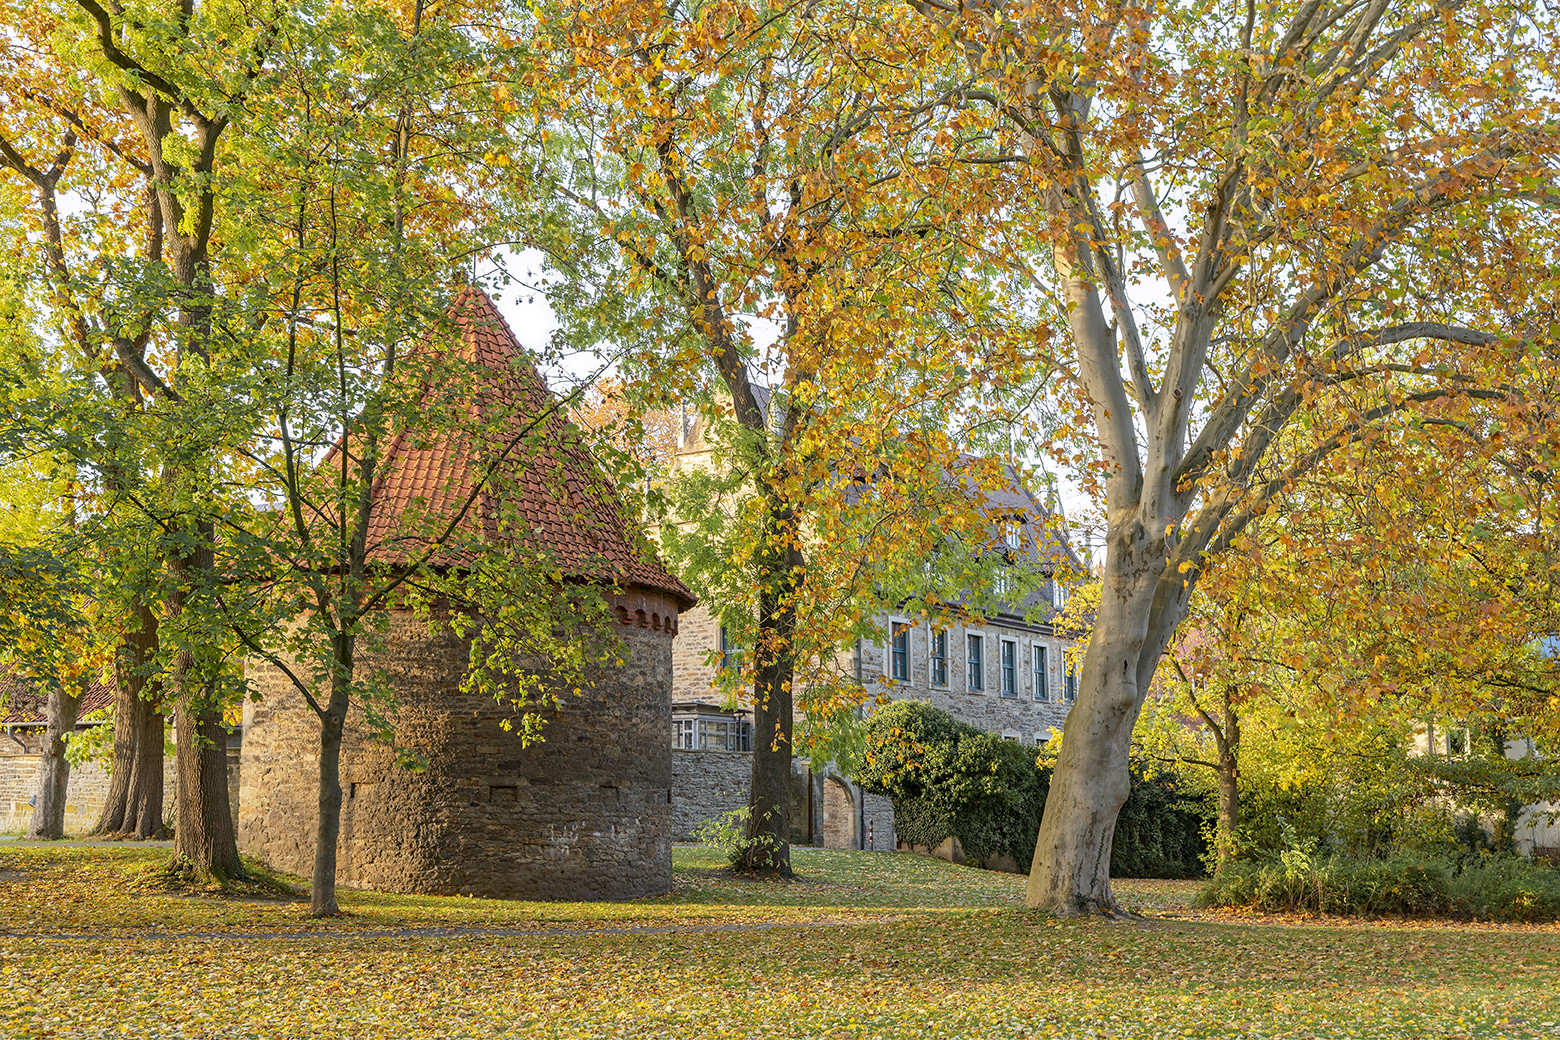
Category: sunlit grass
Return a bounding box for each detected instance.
[2,843,1557,1039]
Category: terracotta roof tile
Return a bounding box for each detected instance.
[364,287,694,608]
[0,669,115,725]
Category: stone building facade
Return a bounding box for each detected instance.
[237,289,694,900]
[664,398,1080,852]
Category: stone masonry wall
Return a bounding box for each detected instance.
[669,748,751,840]
[861,790,897,851]
[0,752,189,836]
[0,756,110,835]
[240,597,677,901]
[670,603,724,704]
[864,614,1075,746]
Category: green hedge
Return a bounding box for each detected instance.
[856,701,1206,877]
[1198,853,1560,921]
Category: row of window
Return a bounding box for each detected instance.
[890,621,1076,701]
[674,715,753,751]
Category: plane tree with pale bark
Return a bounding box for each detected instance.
[906,0,1560,913]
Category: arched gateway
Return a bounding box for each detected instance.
[238,288,695,900]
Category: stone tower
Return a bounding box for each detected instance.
[238,287,694,900]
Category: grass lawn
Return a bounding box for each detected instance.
[2,845,1558,1039]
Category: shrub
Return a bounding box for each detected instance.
[1197,855,1452,915]
[1449,856,1560,922]
[1112,768,1207,879]
[857,701,1205,877]
[1199,851,1560,920]
[691,806,783,870]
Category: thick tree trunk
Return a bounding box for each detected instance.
[1022,642,1135,913]
[121,702,167,839]
[95,685,142,837]
[27,683,84,840]
[172,692,242,878]
[1026,525,1190,914]
[167,520,242,879]
[311,636,353,916]
[737,501,801,876]
[94,600,166,838]
[739,647,794,874]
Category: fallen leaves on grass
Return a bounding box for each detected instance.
[1,846,1558,1039]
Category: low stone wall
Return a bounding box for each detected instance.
[0,756,111,835]
[670,748,751,840]
[1,748,237,837]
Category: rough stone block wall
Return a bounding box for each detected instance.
[670,604,723,703]
[0,754,181,835]
[861,791,897,851]
[669,748,751,840]
[240,603,675,901]
[821,777,854,849]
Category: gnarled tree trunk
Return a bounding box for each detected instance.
[1025,523,1192,914]
[172,693,241,878]
[94,599,166,838]
[27,682,84,840]
[168,524,242,879]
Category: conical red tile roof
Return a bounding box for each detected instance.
[363,286,693,608]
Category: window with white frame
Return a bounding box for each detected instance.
[1004,521,1022,551]
[672,708,751,751]
[994,567,1009,597]
[967,633,984,691]
[719,626,743,674]
[929,627,948,687]
[888,619,911,682]
[1033,643,1049,701]
[1064,651,1077,703]
[1000,639,1017,698]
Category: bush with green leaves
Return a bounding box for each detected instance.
[857,700,1205,877]
[1199,831,1560,921]
[691,806,785,871]
[1229,724,1560,864]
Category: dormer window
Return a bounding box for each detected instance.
[672,703,752,751]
